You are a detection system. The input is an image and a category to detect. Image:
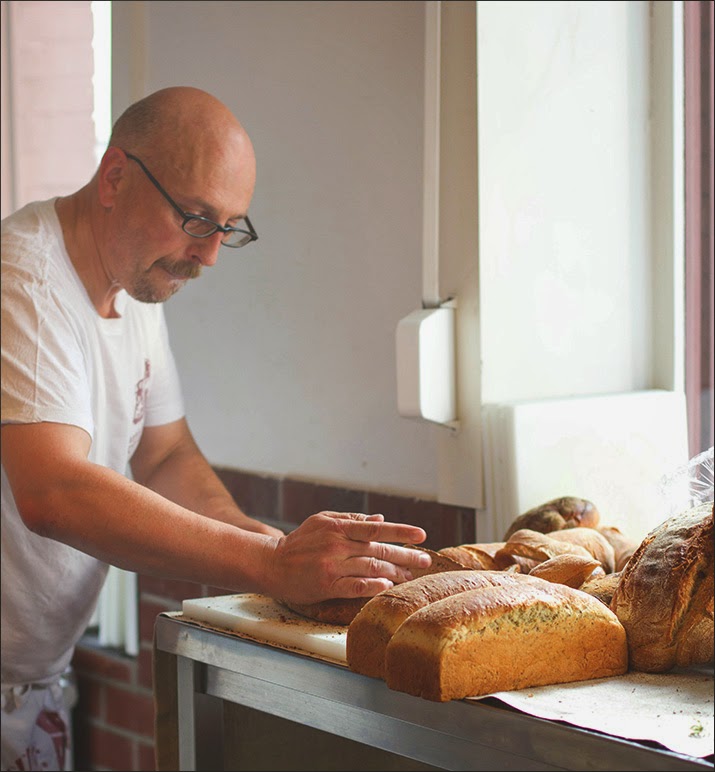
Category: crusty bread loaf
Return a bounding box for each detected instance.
[384,577,628,701]
[503,496,600,540]
[496,528,595,564]
[597,526,638,572]
[404,545,468,578]
[283,545,467,625]
[282,597,369,626]
[459,541,505,559]
[346,570,541,679]
[439,545,497,570]
[547,528,616,573]
[492,551,540,573]
[610,501,714,672]
[580,571,622,606]
[529,553,602,588]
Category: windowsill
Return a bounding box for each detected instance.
[77,628,134,659]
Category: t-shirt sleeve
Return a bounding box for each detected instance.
[1,270,94,436]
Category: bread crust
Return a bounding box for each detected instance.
[282,597,369,626]
[384,578,627,701]
[346,570,540,678]
[496,528,595,564]
[283,545,469,625]
[598,526,638,572]
[404,545,469,578]
[438,546,497,570]
[529,553,602,587]
[503,496,600,540]
[547,528,616,573]
[579,571,622,606]
[610,501,714,672]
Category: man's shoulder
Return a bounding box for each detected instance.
[1,199,66,278]
[2,198,59,252]
[2,197,56,230]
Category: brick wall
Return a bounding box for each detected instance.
[2,0,96,216]
[72,466,476,771]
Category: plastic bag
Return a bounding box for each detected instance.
[658,446,714,517]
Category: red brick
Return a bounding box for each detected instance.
[213,466,281,520]
[74,673,103,721]
[281,478,367,525]
[72,645,133,683]
[139,598,181,645]
[14,1,93,39]
[138,740,157,771]
[365,492,476,550]
[137,647,155,691]
[85,725,134,771]
[105,684,155,738]
[139,574,205,602]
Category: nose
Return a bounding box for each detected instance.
[192,232,224,267]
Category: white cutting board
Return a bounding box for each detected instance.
[181,593,347,664]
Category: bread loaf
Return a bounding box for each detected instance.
[547,528,616,573]
[404,545,468,578]
[503,496,600,540]
[438,545,497,570]
[610,501,714,672]
[346,570,541,679]
[529,553,602,588]
[282,597,368,626]
[383,576,627,701]
[496,528,595,564]
[283,545,467,625]
[579,571,622,606]
[598,526,638,572]
[493,551,540,573]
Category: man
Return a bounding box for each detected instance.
[0,86,430,771]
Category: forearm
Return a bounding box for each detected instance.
[139,443,248,524]
[131,421,278,535]
[38,460,282,595]
[3,422,432,607]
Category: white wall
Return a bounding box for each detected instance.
[112,0,440,497]
[110,1,674,506]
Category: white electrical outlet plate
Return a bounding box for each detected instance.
[396,305,457,426]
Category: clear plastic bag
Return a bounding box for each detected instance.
[658,446,714,517]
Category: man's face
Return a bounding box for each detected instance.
[107,144,256,304]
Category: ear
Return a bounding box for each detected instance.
[96,146,129,208]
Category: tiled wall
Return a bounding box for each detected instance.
[71,466,476,771]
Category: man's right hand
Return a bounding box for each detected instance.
[264,511,431,605]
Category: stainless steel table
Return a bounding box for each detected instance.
[153,613,713,771]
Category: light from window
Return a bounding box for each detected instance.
[91,1,112,164]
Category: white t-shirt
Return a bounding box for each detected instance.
[1,198,185,685]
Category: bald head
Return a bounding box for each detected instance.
[71,87,258,307]
[108,87,255,194]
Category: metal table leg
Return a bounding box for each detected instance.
[176,655,197,771]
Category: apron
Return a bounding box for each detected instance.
[1,677,71,772]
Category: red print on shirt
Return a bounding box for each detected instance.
[133,359,151,424]
[10,709,67,771]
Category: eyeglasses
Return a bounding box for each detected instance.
[123,152,258,248]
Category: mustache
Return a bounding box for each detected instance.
[155,258,202,279]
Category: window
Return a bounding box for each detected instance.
[431,2,709,538]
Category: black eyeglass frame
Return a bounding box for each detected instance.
[123,151,258,248]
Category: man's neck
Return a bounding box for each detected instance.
[54,190,122,318]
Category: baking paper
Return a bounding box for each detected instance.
[471,664,714,759]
